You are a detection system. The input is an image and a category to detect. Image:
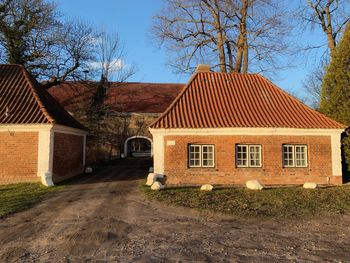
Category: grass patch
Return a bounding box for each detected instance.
[141,184,350,218]
[0,183,62,218]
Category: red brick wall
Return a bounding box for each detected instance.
[0,132,39,184]
[163,135,340,185]
[52,132,84,183]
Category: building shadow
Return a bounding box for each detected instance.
[59,157,152,186]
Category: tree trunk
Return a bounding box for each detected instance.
[217,31,227,73]
[242,34,248,73]
[226,41,234,72]
[327,32,336,51]
[307,0,337,52]
[234,0,248,73]
[235,35,244,73]
[325,3,336,51]
[206,0,227,73]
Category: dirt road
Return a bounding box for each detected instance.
[0,158,350,262]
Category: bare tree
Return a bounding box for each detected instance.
[301,0,350,52]
[0,0,101,89]
[152,0,290,74]
[0,0,59,65]
[95,30,135,82]
[302,65,325,108]
[299,0,349,107]
[41,20,97,88]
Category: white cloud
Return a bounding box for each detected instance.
[88,58,124,72]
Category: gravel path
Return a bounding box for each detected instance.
[0,158,350,262]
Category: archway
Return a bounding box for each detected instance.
[124,136,153,158]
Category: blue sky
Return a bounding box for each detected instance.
[57,0,327,98]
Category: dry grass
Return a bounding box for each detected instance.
[0,183,61,218]
[142,184,350,218]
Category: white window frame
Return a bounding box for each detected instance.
[188,144,215,168]
[188,145,201,168]
[283,144,308,168]
[236,144,262,168]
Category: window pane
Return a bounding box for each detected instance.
[295,146,307,167]
[237,145,248,166]
[249,145,261,167]
[202,145,214,167]
[189,145,201,167]
[283,146,294,167]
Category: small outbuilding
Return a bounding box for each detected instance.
[149,65,346,186]
[0,64,88,186]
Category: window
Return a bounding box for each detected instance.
[188,145,215,168]
[236,144,262,167]
[283,145,307,167]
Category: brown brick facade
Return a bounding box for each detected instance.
[52,132,84,183]
[0,132,39,184]
[163,135,340,186]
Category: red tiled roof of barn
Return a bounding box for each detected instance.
[49,82,184,113]
[150,71,345,129]
[0,64,86,130]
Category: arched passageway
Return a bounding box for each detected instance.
[124,136,152,158]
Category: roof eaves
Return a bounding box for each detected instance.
[257,74,346,129]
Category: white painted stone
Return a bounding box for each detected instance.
[151,181,165,190]
[303,182,318,189]
[246,180,264,190]
[85,167,93,173]
[41,172,54,187]
[149,167,154,172]
[200,184,213,191]
[146,173,158,186]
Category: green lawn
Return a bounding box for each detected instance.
[142,184,350,218]
[0,183,61,218]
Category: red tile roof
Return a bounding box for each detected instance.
[49,82,184,113]
[0,64,86,130]
[150,72,345,129]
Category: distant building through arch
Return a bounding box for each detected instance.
[124,136,153,158]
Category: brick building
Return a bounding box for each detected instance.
[0,65,87,186]
[49,81,183,162]
[150,65,346,186]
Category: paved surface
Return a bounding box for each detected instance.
[1,158,350,262]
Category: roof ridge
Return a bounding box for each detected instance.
[19,65,55,123]
[60,80,185,85]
